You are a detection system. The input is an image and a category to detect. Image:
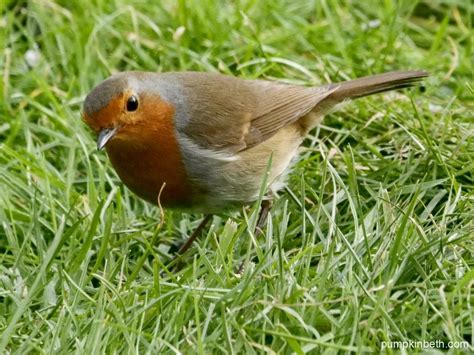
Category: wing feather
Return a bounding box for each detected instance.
[164,72,331,152]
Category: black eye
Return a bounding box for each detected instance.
[126,95,139,112]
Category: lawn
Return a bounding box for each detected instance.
[1,0,473,353]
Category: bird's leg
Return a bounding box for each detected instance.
[255,196,273,236]
[235,196,274,276]
[162,215,212,275]
[176,214,213,255]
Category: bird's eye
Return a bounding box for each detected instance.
[126,95,139,112]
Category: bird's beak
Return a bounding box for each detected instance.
[97,126,120,150]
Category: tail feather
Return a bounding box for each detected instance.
[327,70,428,102]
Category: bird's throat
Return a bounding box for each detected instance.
[105,103,192,208]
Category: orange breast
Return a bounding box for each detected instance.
[105,98,192,208]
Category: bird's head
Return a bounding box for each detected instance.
[83,72,173,150]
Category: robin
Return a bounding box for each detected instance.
[83,70,427,254]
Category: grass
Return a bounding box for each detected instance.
[0,0,473,353]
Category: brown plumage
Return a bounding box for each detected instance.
[83,70,428,213]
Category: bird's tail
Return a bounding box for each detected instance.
[327,70,428,102]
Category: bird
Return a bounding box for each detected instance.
[83,70,427,254]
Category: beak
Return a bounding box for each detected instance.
[97,126,120,150]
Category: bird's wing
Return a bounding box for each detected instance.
[165,72,334,153]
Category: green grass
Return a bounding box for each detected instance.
[1,0,473,353]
